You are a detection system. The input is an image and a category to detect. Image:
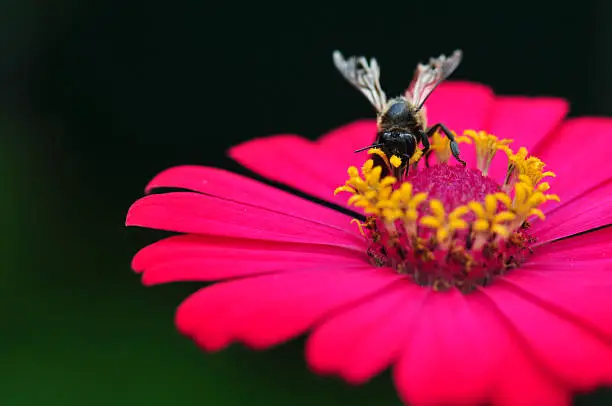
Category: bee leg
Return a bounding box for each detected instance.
[426,123,467,166]
[419,132,431,167]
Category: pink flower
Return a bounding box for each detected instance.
[126,81,612,406]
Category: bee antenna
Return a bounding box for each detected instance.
[354,143,383,153]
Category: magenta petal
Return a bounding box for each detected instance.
[315,120,378,170]
[175,267,401,351]
[531,181,612,243]
[144,165,358,233]
[228,134,352,208]
[531,225,612,263]
[424,81,494,130]
[486,96,568,180]
[393,291,499,405]
[488,97,568,145]
[132,234,369,285]
[306,283,427,385]
[473,292,569,406]
[394,289,567,405]
[126,192,365,250]
[534,118,612,202]
[482,280,612,391]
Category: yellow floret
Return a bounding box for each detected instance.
[468,194,516,238]
[464,130,513,176]
[420,199,470,243]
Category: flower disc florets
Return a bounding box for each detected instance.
[335,129,560,293]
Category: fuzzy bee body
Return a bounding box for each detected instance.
[333,50,466,177]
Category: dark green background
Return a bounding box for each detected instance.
[2,1,611,405]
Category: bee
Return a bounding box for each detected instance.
[333,49,466,178]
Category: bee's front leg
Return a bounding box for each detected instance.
[426,123,466,166]
[420,131,431,167]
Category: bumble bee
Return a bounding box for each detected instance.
[333,49,466,178]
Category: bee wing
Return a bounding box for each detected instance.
[406,49,463,109]
[333,50,387,112]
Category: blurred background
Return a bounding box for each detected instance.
[2,1,611,405]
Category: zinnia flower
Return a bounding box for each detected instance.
[126,81,612,405]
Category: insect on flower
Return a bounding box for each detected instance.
[333,49,466,179]
[126,50,612,406]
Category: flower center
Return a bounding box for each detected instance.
[335,129,560,294]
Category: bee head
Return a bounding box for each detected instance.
[379,131,416,160]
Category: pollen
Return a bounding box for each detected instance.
[464,130,513,176]
[334,159,397,216]
[468,194,516,249]
[504,146,556,189]
[420,200,469,244]
[335,128,559,293]
[389,155,402,168]
[429,129,471,164]
[497,175,560,228]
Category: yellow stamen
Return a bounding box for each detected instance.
[497,175,560,227]
[350,218,367,236]
[468,194,516,239]
[464,130,513,176]
[367,148,392,174]
[420,200,470,244]
[430,129,471,163]
[376,182,428,232]
[504,146,556,188]
[334,159,398,216]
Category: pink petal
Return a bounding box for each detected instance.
[531,225,612,263]
[126,192,365,250]
[132,234,369,285]
[392,289,562,405]
[144,165,358,233]
[306,282,428,385]
[530,180,612,243]
[486,96,569,180]
[314,120,379,170]
[533,118,612,203]
[228,134,352,208]
[469,292,569,406]
[175,267,402,351]
[424,81,495,170]
[498,227,612,350]
[482,278,612,392]
[425,81,494,131]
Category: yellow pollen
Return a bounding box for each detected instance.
[464,130,513,176]
[409,149,424,166]
[468,194,516,239]
[389,155,402,168]
[430,129,471,163]
[496,175,560,227]
[376,182,428,231]
[420,200,470,244]
[504,146,556,188]
[334,159,398,216]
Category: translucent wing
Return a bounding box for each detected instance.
[333,50,387,112]
[406,49,463,110]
